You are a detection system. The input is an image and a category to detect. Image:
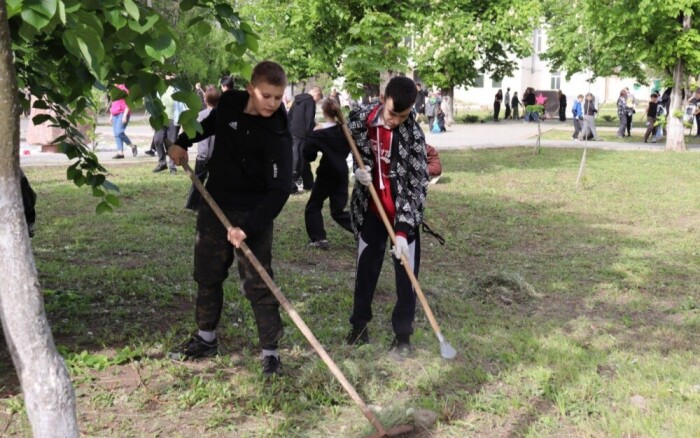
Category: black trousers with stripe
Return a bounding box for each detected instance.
[350,212,420,337]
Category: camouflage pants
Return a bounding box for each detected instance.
[193,203,283,350]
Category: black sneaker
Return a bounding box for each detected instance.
[131,144,138,157]
[309,240,330,250]
[262,355,282,377]
[169,335,218,360]
[153,164,167,173]
[346,325,370,346]
[144,150,156,157]
[389,336,413,356]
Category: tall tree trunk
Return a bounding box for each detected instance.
[0,3,79,437]
[666,13,691,151]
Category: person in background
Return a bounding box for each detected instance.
[110,84,137,159]
[220,75,234,92]
[426,144,442,184]
[511,91,520,120]
[493,89,503,121]
[616,89,628,138]
[414,83,428,124]
[195,82,206,110]
[571,94,584,141]
[504,87,511,120]
[557,90,567,122]
[153,78,187,174]
[643,92,659,143]
[302,98,353,249]
[425,92,438,131]
[440,95,453,127]
[581,93,600,140]
[185,85,221,211]
[625,92,636,137]
[288,86,323,193]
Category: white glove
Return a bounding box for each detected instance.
[354,167,372,186]
[392,235,409,260]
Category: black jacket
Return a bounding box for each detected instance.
[175,90,293,236]
[288,93,317,138]
[302,124,350,182]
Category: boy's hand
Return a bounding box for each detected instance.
[392,235,409,261]
[354,167,372,186]
[227,227,247,248]
[168,144,188,165]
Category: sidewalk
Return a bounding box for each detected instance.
[18,116,693,167]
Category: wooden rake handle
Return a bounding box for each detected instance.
[179,160,387,437]
[336,113,447,343]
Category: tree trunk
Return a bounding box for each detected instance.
[666,14,691,151]
[0,4,79,437]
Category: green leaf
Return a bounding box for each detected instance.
[102,180,120,193]
[244,34,259,52]
[194,20,211,37]
[144,35,176,61]
[21,8,52,30]
[123,0,140,21]
[92,186,104,197]
[180,0,197,12]
[105,194,121,207]
[7,0,23,18]
[103,9,127,30]
[58,0,66,23]
[128,14,159,34]
[32,114,55,125]
[26,0,58,18]
[96,201,113,215]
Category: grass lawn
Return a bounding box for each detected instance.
[540,127,700,145]
[3,148,700,437]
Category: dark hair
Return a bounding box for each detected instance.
[220,75,234,89]
[384,76,417,112]
[321,98,342,121]
[204,86,220,107]
[651,93,659,98]
[251,61,287,87]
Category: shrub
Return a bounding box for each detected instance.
[602,115,615,122]
[460,114,480,123]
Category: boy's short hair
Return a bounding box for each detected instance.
[251,61,287,87]
[577,94,584,99]
[220,75,234,89]
[204,86,220,107]
[384,76,418,112]
[651,93,659,98]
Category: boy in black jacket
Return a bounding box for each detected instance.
[303,98,353,249]
[168,61,292,376]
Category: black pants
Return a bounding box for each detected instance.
[626,113,633,136]
[559,106,567,121]
[427,116,435,131]
[185,159,208,211]
[695,113,700,136]
[493,102,501,121]
[154,122,178,169]
[304,174,352,242]
[350,213,420,337]
[573,118,582,139]
[193,204,282,350]
[291,137,314,191]
[504,104,511,120]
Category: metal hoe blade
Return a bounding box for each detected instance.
[438,333,457,360]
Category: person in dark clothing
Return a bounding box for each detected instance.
[303,99,353,249]
[167,61,293,377]
[20,169,36,238]
[346,76,429,357]
[643,92,659,143]
[524,88,536,121]
[493,89,503,121]
[414,82,428,119]
[504,88,511,120]
[511,92,521,119]
[220,75,234,92]
[558,90,567,122]
[185,86,221,211]
[288,87,322,193]
[690,89,700,137]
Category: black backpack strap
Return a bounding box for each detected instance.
[421,221,445,245]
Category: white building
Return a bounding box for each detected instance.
[453,29,653,110]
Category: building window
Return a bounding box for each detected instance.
[550,73,561,90]
[492,78,502,88]
[474,74,484,88]
[535,29,543,53]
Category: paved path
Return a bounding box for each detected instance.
[18,115,692,167]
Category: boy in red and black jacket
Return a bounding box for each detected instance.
[168,61,292,377]
[345,76,429,355]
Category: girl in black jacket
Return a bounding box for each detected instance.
[303,99,354,249]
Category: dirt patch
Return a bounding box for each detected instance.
[465,272,540,307]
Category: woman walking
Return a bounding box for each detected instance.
[303,99,354,249]
[110,84,137,159]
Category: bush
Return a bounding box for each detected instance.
[460,114,480,123]
[602,115,615,122]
